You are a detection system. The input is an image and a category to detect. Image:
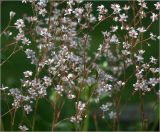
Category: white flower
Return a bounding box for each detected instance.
[138,1,148,9]
[77,101,86,111]
[67,90,75,99]
[25,49,35,59]
[22,0,28,3]
[137,27,146,33]
[64,8,72,15]
[113,16,119,22]
[70,115,82,123]
[129,28,138,38]
[154,2,160,10]
[0,84,8,91]
[98,15,104,21]
[39,8,47,17]
[110,34,119,44]
[15,32,25,41]
[43,76,52,86]
[111,4,121,14]
[22,38,31,45]
[111,26,118,32]
[150,32,157,40]
[109,111,116,119]
[138,50,145,55]
[97,5,108,14]
[148,78,157,87]
[40,28,51,38]
[119,13,128,22]
[150,56,157,64]
[24,105,32,114]
[55,85,64,95]
[100,103,112,112]
[150,13,158,22]
[73,8,84,17]
[10,11,15,19]
[15,19,25,29]
[19,125,29,131]
[23,71,32,78]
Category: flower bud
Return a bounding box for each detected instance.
[10,11,15,19]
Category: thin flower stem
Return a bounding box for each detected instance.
[1,19,11,36]
[1,107,15,118]
[140,93,145,131]
[32,99,39,131]
[11,108,16,131]
[0,44,21,66]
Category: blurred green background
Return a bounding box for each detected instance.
[1,1,159,131]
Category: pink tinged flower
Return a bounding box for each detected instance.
[64,8,72,15]
[138,1,148,9]
[119,13,128,22]
[150,13,158,22]
[22,38,31,45]
[39,8,47,17]
[73,8,84,16]
[77,101,86,111]
[15,19,25,29]
[154,2,160,10]
[67,90,75,99]
[97,5,108,14]
[15,32,25,41]
[111,25,118,32]
[98,15,104,21]
[129,28,138,38]
[40,28,51,38]
[110,34,119,44]
[137,27,146,33]
[111,4,121,14]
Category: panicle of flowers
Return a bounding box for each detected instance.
[2,0,160,129]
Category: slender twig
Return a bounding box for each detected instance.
[32,99,39,131]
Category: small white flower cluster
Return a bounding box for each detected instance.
[100,103,116,119]
[97,5,108,21]
[25,49,37,64]
[70,101,86,123]
[100,102,112,112]
[133,58,159,94]
[19,125,29,131]
[14,18,31,45]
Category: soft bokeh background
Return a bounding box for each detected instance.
[1,1,159,131]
